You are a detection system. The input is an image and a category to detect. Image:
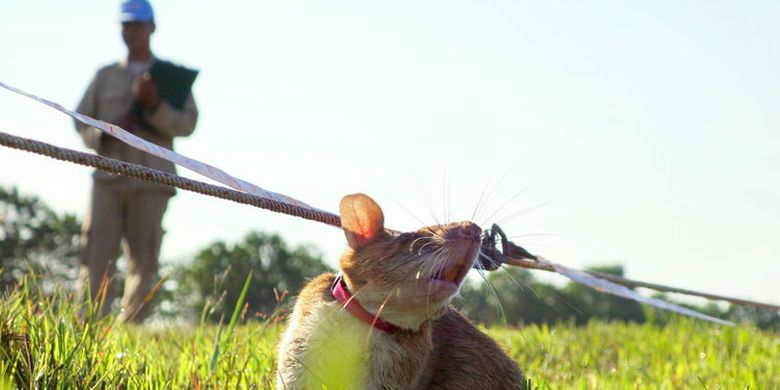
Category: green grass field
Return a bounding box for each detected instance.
[1,279,777,389]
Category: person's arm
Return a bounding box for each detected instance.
[74,74,103,150]
[144,92,198,138]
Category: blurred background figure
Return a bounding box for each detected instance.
[74,0,198,323]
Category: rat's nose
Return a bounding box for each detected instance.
[458,222,482,241]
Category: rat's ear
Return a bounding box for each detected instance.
[340,193,385,250]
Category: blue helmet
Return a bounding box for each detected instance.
[120,0,154,22]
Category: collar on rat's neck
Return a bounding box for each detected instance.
[332,274,401,334]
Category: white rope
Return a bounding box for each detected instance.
[537,257,735,326]
[0,81,321,212]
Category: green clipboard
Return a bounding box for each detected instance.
[148,60,199,109]
[127,60,198,130]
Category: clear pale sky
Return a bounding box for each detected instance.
[1,1,778,306]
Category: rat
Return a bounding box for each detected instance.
[276,193,525,389]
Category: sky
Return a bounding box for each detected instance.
[1,1,778,306]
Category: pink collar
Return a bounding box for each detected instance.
[332,275,400,334]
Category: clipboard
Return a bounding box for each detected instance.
[127,60,198,131]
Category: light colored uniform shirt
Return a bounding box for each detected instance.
[75,58,198,191]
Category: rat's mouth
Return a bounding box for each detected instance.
[424,241,480,296]
[428,243,479,290]
[423,260,472,299]
[429,263,470,286]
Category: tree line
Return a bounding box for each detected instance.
[2,185,777,329]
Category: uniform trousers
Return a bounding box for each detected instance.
[77,182,170,323]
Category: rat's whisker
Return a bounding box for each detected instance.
[433,248,451,279]
[411,173,441,227]
[479,176,549,227]
[365,291,395,343]
[494,196,562,227]
[494,266,539,297]
[472,166,514,223]
[408,236,435,255]
[414,252,438,281]
[377,187,433,229]
[475,268,509,325]
[442,167,453,226]
[476,251,502,271]
[417,240,441,256]
[475,248,538,297]
[506,233,570,238]
[414,247,447,283]
[419,227,445,242]
[410,236,433,248]
[474,249,539,316]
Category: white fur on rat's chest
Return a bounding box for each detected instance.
[281,298,426,390]
[290,300,376,389]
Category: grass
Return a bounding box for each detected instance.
[490,321,778,388]
[0,277,778,389]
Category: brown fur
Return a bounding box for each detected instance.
[276,194,525,389]
[421,310,525,389]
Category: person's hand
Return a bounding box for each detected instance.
[132,73,161,111]
[110,113,133,129]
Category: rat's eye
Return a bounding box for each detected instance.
[396,232,418,242]
[399,233,440,255]
[415,242,439,255]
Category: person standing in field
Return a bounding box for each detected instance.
[74,0,198,323]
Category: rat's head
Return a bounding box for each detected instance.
[338,193,482,330]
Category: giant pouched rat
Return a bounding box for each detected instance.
[276,193,525,389]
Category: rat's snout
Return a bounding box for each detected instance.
[436,221,482,241]
[457,222,481,241]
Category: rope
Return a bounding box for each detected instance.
[0,131,342,228]
[480,224,779,312]
[502,257,780,312]
[1,129,778,315]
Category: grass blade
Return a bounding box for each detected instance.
[221,271,252,351]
